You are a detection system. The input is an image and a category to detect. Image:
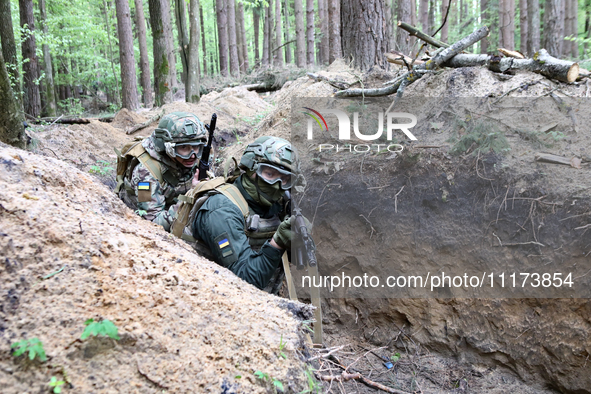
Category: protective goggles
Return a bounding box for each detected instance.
[256,163,293,190]
[173,142,204,160]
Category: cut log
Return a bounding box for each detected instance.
[535,152,582,169]
[397,21,449,48]
[126,112,164,135]
[35,117,90,124]
[498,48,525,59]
[443,49,579,83]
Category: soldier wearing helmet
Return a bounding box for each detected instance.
[117,112,208,231]
[190,136,308,291]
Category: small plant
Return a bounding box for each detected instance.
[300,365,321,394]
[11,337,47,362]
[254,371,284,392]
[81,318,120,340]
[89,160,114,176]
[278,334,287,359]
[390,352,401,362]
[135,209,148,217]
[448,119,510,156]
[48,376,65,393]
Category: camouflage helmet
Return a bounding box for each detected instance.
[239,136,297,174]
[152,112,207,159]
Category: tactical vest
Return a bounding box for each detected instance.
[170,177,284,293]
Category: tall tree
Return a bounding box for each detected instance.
[419,0,430,35]
[134,0,153,107]
[102,0,121,105]
[274,0,284,66]
[527,0,540,54]
[519,0,529,55]
[216,0,229,76]
[565,0,578,57]
[174,0,190,84]
[237,2,249,71]
[294,0,306,67]
[440,0,450,44]
[318,0,329,64]
[115,0,140,110]
[267,0,274,63]
[200,4,207,75]
[283,0,292,63]
[38,0,56,116]
[0,51,25,149]
[263,3,271,66]
[499,0,515,50]
[544,0,565,56]
[0,0,20,105]
[19,0,42,118]
[396,0,412,53]
[149,0,173,105]
[341,0,387,71]
[306,0,314,65]
[227,0,240,76]
[253,6,261,64]
[161,0,177,88]
[585,0,591,57]
[481,0,489,53]
[327,0,341,62]
[186,0,200,103]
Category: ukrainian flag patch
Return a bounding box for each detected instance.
[218,238,230,249]
[138,182,150,190]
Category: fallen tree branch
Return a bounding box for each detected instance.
[498,48,525,59]
[535,152,582,168]
[126,111,164,135]
[397,21,449,48]
[318,372,361,382]
[307,72,351,90]
[35,117,91,124]
[385,51,425,67]
[272,39,296,53]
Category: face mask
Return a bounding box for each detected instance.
[242,174,283,207]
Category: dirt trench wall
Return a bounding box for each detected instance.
[0,144,313,394]
[302,152,591,393]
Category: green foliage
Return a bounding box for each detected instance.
[48,376,66,393]
[278,334,287,359]
[448,119,510,156]
[11,338,47,362]
[300,365,321,394]
[254,370,284,392]
[515,128,565,149]
[81,318,120,340]
[58,98,85,116]
[135,209,148,217]
[390,352,401,362]
[89,160,114,176]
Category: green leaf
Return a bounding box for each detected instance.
[273,379,284,391]
[84,318,94,325]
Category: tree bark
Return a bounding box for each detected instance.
[253,6,261,65]
[440,0,450,44]
[480,0,489,53]
[543,0,564,57]
[134,0,153,107]
[499,0,515,50]
[186,0,201,103]
[294,0,306,67]
[319,0,329,64]
[19,0,41,118]
[216,0,229,76]
[236,6,245,71]
[409,0,417,49]
[263,3,271,66]
[238,2,249,71]
[227,0,240,76]
[341,0,388,71]
[38,0,56,116]
[585,0,591,58]
[199,4,207,75]
[174,0,190,84]
[149,0,173,105]
[274,0,284,66]
[519,0,529,55]
[566,0,578,57]
[161,0,177,88]
[419,0,430,35]
[115,0,140,110]
[0,0,20,106]
[0,51,26,148]
[102,0,121,106]
[306,0,314,65]
[327,0,342,63]
[396,0,412,53]
[527,0,540,53]
[283,0,292,63]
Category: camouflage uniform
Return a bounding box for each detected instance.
[118,112,207,231]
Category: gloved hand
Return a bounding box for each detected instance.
[273,216,292,250]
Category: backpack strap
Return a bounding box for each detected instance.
[216,184,249,218]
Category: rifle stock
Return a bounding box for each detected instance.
[198,113,217,180]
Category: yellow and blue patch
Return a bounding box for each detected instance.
[138,182,150,190]
[218,238,230,249]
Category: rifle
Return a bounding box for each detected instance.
[198,113,217,180]
[285,191,317,270]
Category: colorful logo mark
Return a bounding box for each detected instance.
[302,107,329,132]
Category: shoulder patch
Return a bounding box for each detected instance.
[214,232,237,266]
[137,182,152,202]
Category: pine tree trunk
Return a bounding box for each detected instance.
[499,0,515,49]
[199,4,207,75]
[543,0,564,57]
[318,0,329,64]
[569,0,578,57]
[174,0,190,84]
[0,0,20,107]
[428,0,435,36]
[328,0,341,63]
[161,0,177,88]
[238,2,249,71]
[341,0,387,71]
[263,3,270,66]
[440,0,450,44]
[216,0,229,76]
[409,0,417,50]
[519,0,529,55]
[274,0,284,66]
[253,6,261,65]
[186,0,200,103]
[134,0,153,107]
[38,0,56,116]
[0,51,25,148]
[283,0,292,63]
[149,0,172,105]
[481,0,489,53]
[102,0,121,106]
[306,0,314,65]
[420,0,430,35]
[227,0,240,76]
[19,0,41,118]
[115,0,140,110]
[294,0,306,67]
[585,0,590,57]
[236,10,245,72]
[396,0,412,54]
[527,0,540,53]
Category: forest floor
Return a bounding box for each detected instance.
[2,60,591,393]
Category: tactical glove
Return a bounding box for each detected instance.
[273,216,293,250]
